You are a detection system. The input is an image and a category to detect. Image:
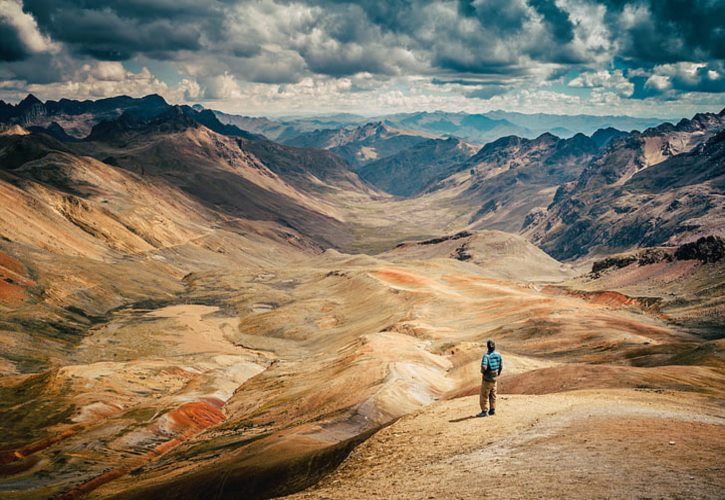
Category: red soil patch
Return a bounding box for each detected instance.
[0,252,25,276]
[373,269,428,287]
[0,251,35,304]
[58,399,227,499]
[165,400,226,434]
[0,280,26,304]
[0,424,86,466]
[543,286,656,312]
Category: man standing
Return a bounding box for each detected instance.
[478,339,503,417]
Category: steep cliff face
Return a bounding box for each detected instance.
[523,111,725,260]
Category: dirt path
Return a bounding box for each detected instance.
[288,389,725,499]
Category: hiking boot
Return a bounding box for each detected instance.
[488,409,496,416]
[476,411,488,417]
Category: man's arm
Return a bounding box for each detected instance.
[498,355,503,376]
[481,353,488,374]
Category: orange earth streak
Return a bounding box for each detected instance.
[56,399,226,499]
[0,425,86,466]
[0,251,35,304]
[373,269,430,287]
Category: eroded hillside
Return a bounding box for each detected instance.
[0,98,723,499]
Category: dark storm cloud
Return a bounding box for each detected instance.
[458,0,529,34]
[0,19,30,61]
[23,0,218,25]
[0,53,64,84]
[308,0,429,34]
[601,0,725,64]
[3,0,724,102]
[528,0,574,43]
[22,0,215,60]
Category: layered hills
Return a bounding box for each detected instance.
[357,136,476,196]
[282,122,434,169]
[0,95,722,499]
[212,109,664,145]
[379,108,724,259]
[524,111,725,259]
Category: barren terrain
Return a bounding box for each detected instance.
[289,390,724,499]
[0,106,723,499]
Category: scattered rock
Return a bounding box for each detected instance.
[591,255,637,274]
[451,243,472,261]
[674,235,725,263]
[418,231,472,246]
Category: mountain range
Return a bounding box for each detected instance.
[0,94,723,498]
[1,94,722,259]
[214,108,667,144]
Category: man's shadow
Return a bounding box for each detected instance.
[448,415,479,423]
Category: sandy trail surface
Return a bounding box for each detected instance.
[289,389,725,499]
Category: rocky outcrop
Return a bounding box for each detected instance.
[591,255,639,274]
[590,237,724,275]
[674,235,725,263]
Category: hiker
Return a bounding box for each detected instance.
[477,339,503,417]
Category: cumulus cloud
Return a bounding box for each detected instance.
[569,69,634,97]
[16,63,174,101]
[22,0,212,60]
[0,0,722,115]
[648,62,725,94]
[201,72,241,99]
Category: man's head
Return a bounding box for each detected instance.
[487,339,495,352]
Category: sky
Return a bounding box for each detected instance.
[0,0,723,117]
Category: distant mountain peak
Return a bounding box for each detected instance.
[86,105,199,141]
[18,94,43,108]
[591,127,626,148]
[140,93,168,106]
[534,132,559,143]
[476,135,523,155]
[359,121,389,133]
